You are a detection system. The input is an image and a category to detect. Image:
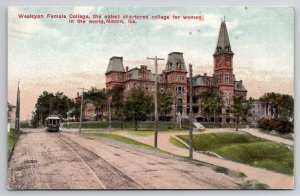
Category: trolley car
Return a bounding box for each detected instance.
[45,115,60,132]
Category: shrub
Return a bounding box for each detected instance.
[214,166,229,175]
[273,118,293,133]
[258,117,293,133]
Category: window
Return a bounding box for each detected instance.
[126,84,130,90]
[167,75,171,81]
[176,98,183,114]
[224,74,230,84]
[176,75,184,82]
[176,86,183,94]
[225,98,230,107]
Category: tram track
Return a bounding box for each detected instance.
[8,128,241,189]
[55,133,142,189]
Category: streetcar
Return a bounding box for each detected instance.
[45,115,61,132]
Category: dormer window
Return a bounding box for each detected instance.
[177,63,182,69]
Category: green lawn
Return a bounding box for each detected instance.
[8,129,19,155]
[83,132,153,148]
[178,132,294,175]
[169,137,188,149]
[121,129,188,136]
[83,129,188,137]
[116,130,154,136]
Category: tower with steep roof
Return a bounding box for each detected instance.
[105,56,125,90]
[213,20,235,108]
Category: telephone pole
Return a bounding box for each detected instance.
[108,99,112,132]
[147,56,164,148]
[189,63,193,159]
[15,79,20,133]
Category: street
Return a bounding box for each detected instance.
[8,128,239,189]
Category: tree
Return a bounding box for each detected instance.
[158,92,173,121]
[260,92,294,120]
[7,102,15,122]
[199,87,221,123]
[107,85,125,129]
[83,87,106,120]
[31,91,74,127]
[233,96,252,131]
[124,87,153,131]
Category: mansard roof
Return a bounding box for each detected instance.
[189,74,214,86]
[105,56,125,74]
[166,52,187,71]
[234,80,247,91]
[127,67,155,81]
[214,21,234,56]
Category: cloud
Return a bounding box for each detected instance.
[202,30,218,37]
[153,12,240,41]
[154,11,213,29]
[226,19,239,30]
[175,30,192,37]
[72,6,99,15]
[233,30,243,35]
[8,7,70,43]
[156,12,235,29]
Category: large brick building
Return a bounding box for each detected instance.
[105,20,247,122]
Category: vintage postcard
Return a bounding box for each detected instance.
[7,6,294,190]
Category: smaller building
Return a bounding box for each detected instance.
[249,99,271,124]
[74,93,99,121]
[82,100,97,121]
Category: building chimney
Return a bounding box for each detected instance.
[204,73,207,76]
[77,92,79,97]
[126,66,128,72]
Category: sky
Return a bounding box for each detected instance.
[8,6,294,120]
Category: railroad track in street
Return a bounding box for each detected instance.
[55,133,142,189]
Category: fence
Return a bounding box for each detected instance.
[61,121,248,130]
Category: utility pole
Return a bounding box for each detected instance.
[147,56,164,148]
[79,87,87,134]
[189,63,193,159]
[15,79,20,132]
[108,99,112,131]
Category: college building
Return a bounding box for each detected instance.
[77,20,248,122]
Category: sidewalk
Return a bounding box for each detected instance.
[114,128,294,189]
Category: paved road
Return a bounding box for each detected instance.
[7,128,239,190]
